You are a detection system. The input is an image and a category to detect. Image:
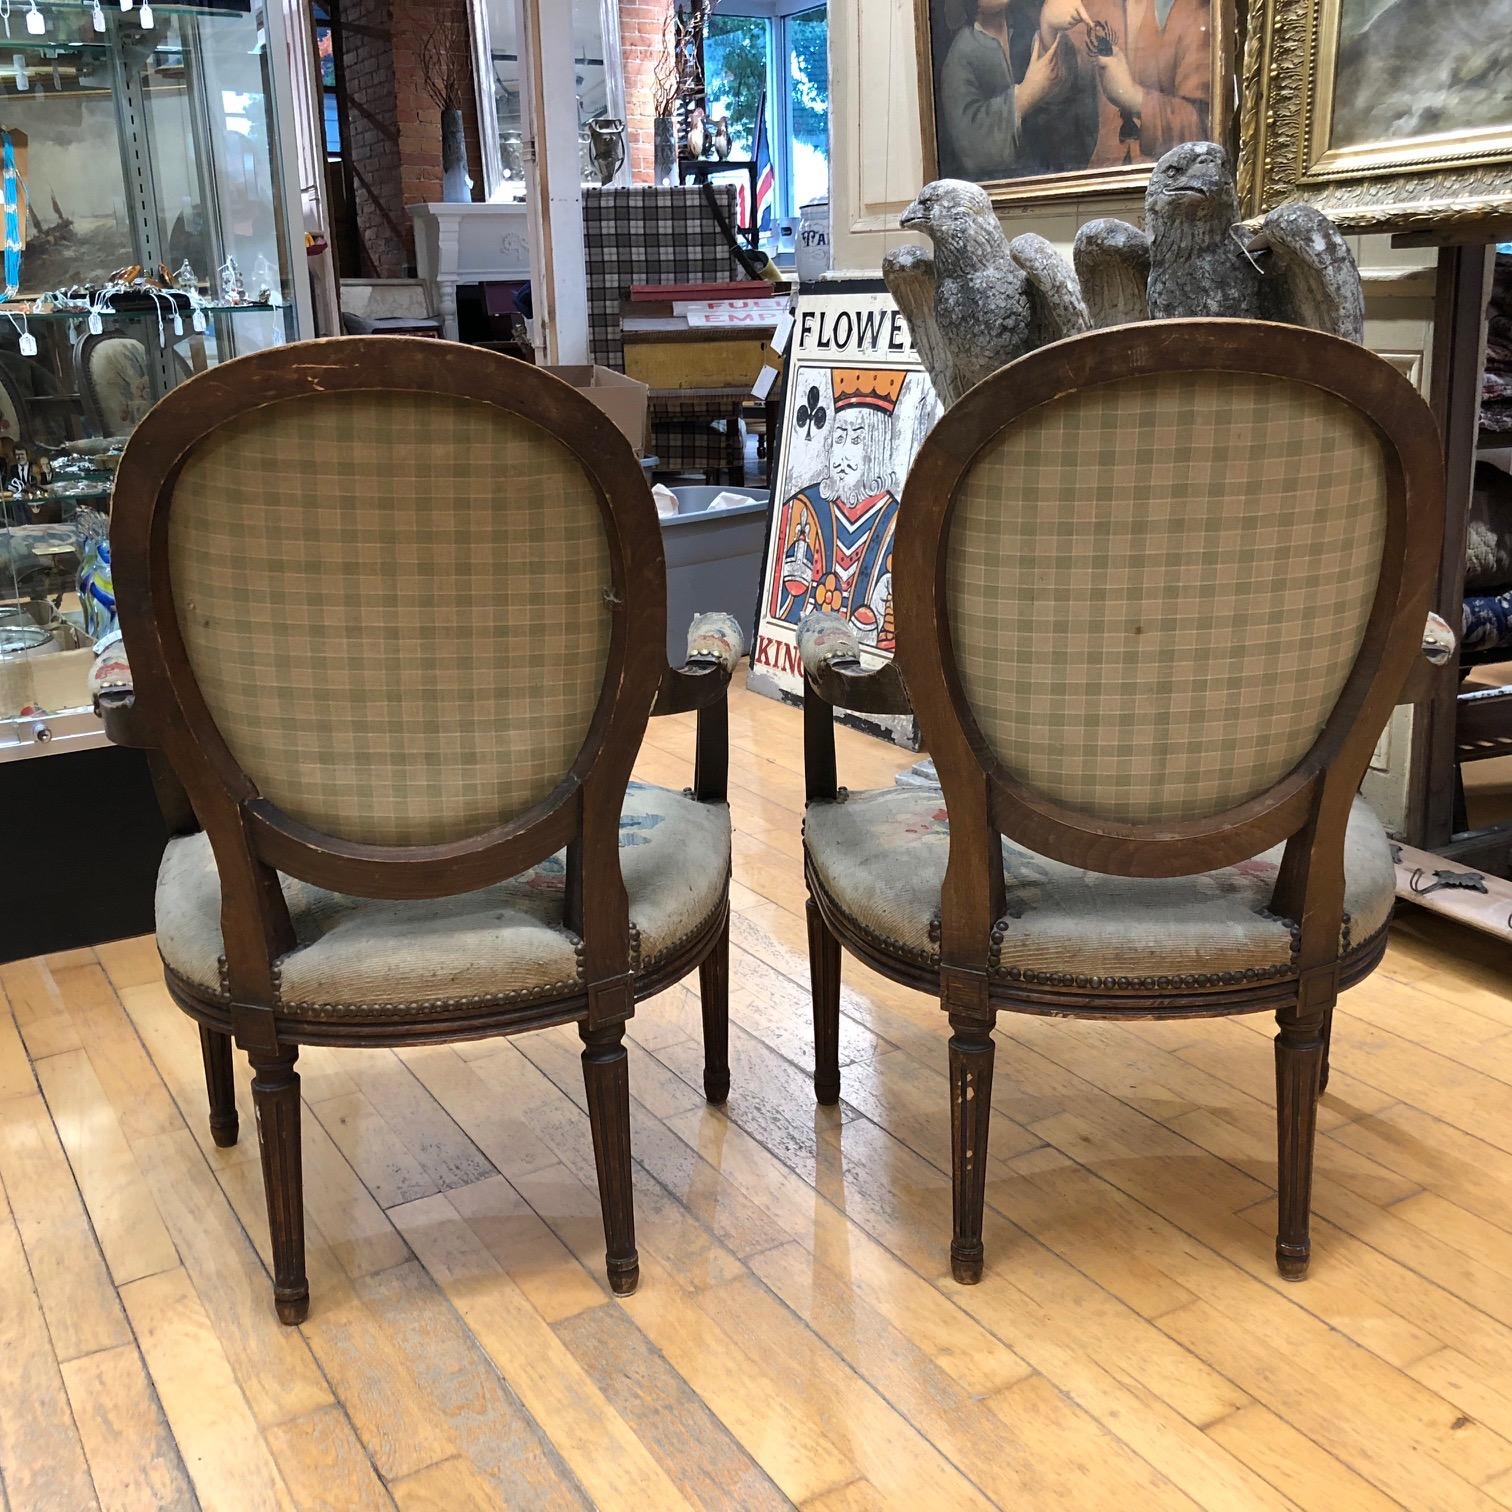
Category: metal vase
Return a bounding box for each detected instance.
[653,117,677,187]
[441,108,471,203]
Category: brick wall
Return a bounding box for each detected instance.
[338,0,485,277]
[620,0,676,184]
[340,0,403,278]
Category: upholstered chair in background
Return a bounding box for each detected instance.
[103,338,740,1322]
[800,320,1444,1286]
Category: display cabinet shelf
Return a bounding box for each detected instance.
[0,0,308,766]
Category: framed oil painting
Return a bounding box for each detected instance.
[1239,0,1512,231]
[914,0,1235,209]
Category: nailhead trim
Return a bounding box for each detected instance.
[817,893,1393,997]
[203,911,716,1022]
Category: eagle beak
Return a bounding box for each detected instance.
[1247,227,1272,253]
[901,199,927,230]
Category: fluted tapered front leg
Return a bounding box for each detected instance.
[1275,1021,1326,1280]
[948,1013,996,1285]
[807,899,842,1105]
[250,1048,307,1324]
[581,1021,638,1295]
[699,916,731,1104]
[200,1026,238,1147]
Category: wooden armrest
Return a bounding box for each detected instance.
[653,613,742,801]
[798,612,911,717]
[1398,611,1459,703]
[97,690,156,750]
[96,687,200,834]
[654,611,743,718]
[654,658,734,716]
[806,656,911,717]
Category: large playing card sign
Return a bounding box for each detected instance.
[750,285,940,738]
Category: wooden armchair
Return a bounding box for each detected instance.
[801,320,1443,1286]
[105,337,740,1322]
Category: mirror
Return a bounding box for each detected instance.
[469,0,628,200]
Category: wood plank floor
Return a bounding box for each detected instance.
[4,676,1512,1510]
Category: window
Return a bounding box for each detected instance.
[311,1,342,159]
[704,1,829,252]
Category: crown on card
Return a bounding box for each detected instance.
[832,369,905,415]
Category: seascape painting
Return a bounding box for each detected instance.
[1330,0,1512,150]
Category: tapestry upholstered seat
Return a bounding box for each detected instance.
[105,338,742,1323]
[805,786,1395,991]
[156,781,730,1023]
[799,320,1446,1290]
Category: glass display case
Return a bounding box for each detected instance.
[0,0,310,759]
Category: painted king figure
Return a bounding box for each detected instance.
[770,368,904,652]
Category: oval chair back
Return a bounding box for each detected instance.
[895,319,1443,981]
[111,336,665,1021]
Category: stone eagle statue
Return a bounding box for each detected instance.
[1074,141,1365,342]
[882,180,1088,408]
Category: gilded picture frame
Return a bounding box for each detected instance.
[1238,0,1512,232]
[913,0,1235,210]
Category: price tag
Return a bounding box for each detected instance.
[770,310,795,354]
[191,308,206,332]
[172,311,183,335]
[93,1,104,29]
[18,332,35,356]
[120,0,133,10]
[24,5,42,35]
[138,3,152,26]
[87,311,103,335]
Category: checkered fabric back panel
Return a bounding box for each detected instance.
[583,186,744,370]
[169,390,614,847]
[944,371,1389,825]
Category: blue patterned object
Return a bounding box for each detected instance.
[73,506,117,645]
[1463,591,1512,657]
[2,131,21,301]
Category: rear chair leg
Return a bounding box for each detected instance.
[807,898,842,1105]
[200,1026,238,1147]
[699,915,731,1104]
[948,1013,996,1285]
[1318,1008,1334,1096]
[581,1022,639,1295]
[1275,1016,1327,1280]
[250,1048,308,1324]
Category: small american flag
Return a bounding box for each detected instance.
[738,90,776,238]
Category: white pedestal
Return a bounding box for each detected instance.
[407,202,532,342]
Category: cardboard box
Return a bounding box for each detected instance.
[545,364,648,456]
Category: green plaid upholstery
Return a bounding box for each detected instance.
[946,372,1388,824]
[170,390,613,846]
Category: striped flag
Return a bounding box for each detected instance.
[738,90,776,237]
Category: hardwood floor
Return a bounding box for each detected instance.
[4,675,1512,1509]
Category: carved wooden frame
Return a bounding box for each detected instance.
[801,318,1444,1287]
[895,318,1441,990]
[108,336,737,1318]
[1238,0,1512,231]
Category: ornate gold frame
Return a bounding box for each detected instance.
[912,1,1235,210]
[1238,0,1512,231]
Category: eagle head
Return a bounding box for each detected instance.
[1145,142,1240,251]
[900,179,1004,269]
